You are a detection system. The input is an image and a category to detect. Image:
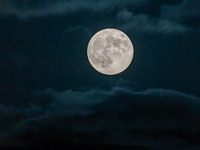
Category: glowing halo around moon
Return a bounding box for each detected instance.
[87,28,134,75]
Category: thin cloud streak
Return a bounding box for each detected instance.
[0,0,148,19]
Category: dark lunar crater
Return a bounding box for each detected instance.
[100,55,113,68]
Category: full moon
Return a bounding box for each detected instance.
[87,28,134,75]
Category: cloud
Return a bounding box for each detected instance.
[119,13,189,33]
[67,26,91,36]
[0,0,148,19]
[40,88,110,115]
[117,9,133,23]
[161,0,200,20]
[0,0,197,33]
[161,0,200,29]
[0,87,200,149]
[116,0,200,33]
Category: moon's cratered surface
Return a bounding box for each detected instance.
[87,28,134,75]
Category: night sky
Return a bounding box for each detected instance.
[0,0,200,149]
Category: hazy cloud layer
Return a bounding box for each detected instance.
[119,13,188,33]
[0,88,200,149]
[0,0,148,19]
[161,0,200,22]
[1,0,198,33]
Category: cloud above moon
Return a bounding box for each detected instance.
[119,13,189,33]
[0,0,198,34]
[161,0,200,22]
[0,0,148,19]
[0,87,200,149]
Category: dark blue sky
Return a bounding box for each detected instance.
[0,0,200,149]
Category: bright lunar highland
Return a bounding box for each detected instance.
[87,28,134,75]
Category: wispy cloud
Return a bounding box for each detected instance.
[161,0,200,21]
[119,13,189,33]
[0,0,148,19]
[161,0,200,30]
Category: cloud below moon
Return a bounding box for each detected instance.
[0,87,200,149]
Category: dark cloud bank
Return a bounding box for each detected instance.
[0,88,200,149]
